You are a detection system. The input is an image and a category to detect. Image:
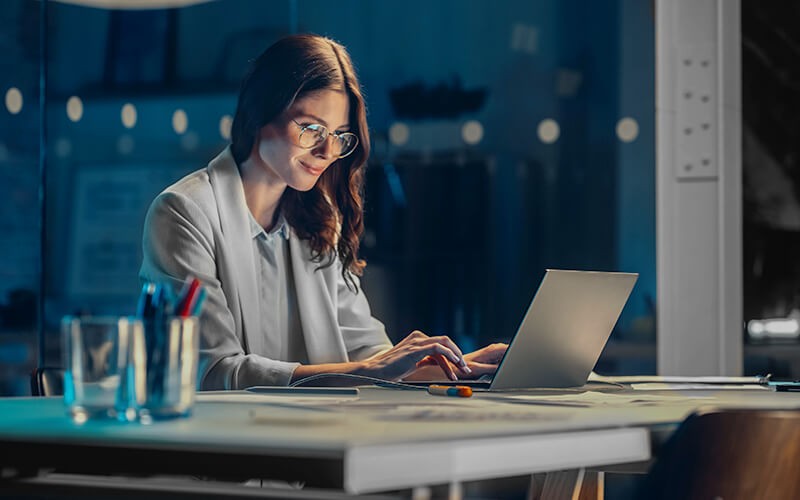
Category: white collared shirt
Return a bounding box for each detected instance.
[248,212,309,367]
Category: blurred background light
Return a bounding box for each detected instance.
[747,318,800,340]
[66,96,83,123]
[388,122,410,146]
[537,118,560,144]
[55,138,72,158]
[117,134,134,155]
[219,115,233,141]
[181,130,199,151]
[172,109,188,135]
[121,103,137,129]
[5,88,23,115]
[616,117,639,143]
[461,120,484,145]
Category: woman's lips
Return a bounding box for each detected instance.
[299,161,324,176]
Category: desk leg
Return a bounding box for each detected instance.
[529,469,603,500]
[411,486,432,500]
[410,482,463,500]
[448,480,463,500]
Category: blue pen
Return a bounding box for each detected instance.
[139,282,160,374]
[142,283,162,403]
[151,284,175,405]
[190,287,207,317]
[136,282,157,318]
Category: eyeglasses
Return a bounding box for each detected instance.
[291,120,359,158]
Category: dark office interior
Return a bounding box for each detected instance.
[1,0,661,396]
[1,0,799,393]
[3,2,800,499]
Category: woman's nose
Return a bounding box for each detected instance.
[313,135,336,159]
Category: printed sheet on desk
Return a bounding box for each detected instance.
[241,398,574,424]
[488,390,714,408]
[629,383,771,391]
[196,388,707,424]
[345,400,570,422]
[196,390,359,407]
[204,391,578,423]
[588,373,770,389]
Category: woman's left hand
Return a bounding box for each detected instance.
[416,342,508,379]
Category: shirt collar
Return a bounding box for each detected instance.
[248,211,290,241]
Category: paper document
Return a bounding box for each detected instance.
[588,373,769,385]
[491,391,711,408]
[196,390,358,406]
[630,383,770,391]
[372,405,570,422]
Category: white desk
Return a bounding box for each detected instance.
[1,386,799,494]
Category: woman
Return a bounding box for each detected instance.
[140,34,506,390]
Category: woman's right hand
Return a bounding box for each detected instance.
[358,330,472,381]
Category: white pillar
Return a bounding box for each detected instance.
[656,0,742,375]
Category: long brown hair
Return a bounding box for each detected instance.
[230,34,369,291]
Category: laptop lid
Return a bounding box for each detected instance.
[488,269,638,390]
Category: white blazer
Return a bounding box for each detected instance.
[140,147,392,390]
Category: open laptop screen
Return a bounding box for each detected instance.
[404,269,638,390]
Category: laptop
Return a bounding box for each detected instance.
[407,269,638,390]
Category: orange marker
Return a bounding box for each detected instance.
[428,385,472,398]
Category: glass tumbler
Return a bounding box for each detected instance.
[62,316,143,423]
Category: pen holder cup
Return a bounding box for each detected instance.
[132,315,200,422]
[62,316,144,423]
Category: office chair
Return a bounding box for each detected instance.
[634,407,800,500]
[30,367,64,397]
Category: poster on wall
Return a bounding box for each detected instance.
[66,164,189,299]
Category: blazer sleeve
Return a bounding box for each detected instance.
[139,190,299,390]
[336,269,394,361]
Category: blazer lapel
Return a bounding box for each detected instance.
[207,149,265,355]
[288,233,348,363]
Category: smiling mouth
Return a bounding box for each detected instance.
[300,161,325,176]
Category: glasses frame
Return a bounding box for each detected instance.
[291,119,359,159]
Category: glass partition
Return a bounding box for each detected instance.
[297,0,657,370]
[0,0,656,395]
[742,1,800,378]
[0,1,42,395]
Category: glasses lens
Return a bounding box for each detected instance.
[337,133,358,158]
[298,124,326,149]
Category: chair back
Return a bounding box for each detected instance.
[30,367,64,396]
[637,407,800,500]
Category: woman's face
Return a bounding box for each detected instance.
[256,89,352,192]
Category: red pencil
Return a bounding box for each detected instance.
[178,278,201,317]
